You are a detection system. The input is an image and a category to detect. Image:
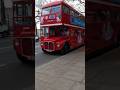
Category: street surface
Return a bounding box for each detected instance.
[35,42,61,67]
[86,47,120,90]
[36,46,85,90]
[0,37,34,90]
[0,38,61,90]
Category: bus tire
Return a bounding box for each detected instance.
[17,54,29,64]
[42,49,48,53]
[60,43,70,55]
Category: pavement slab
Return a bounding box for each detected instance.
[35,47,85,90]
[86,47,120,90]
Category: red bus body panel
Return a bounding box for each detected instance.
[86,0,120,56]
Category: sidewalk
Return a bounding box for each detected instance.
[86,47,120,90]
[35,47,85,90]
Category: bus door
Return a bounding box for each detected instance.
[76,30,82,44]
[69,28,76,48]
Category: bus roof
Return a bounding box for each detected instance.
[107,0,120,4]
[42,1,81,15]
[42,1,63,8]
[13,0,33,4]
[99,0,120,3]
[88,0,120,5]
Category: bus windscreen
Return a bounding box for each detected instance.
[42,7,51,15]
[42,5,61,15]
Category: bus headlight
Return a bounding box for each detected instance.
[15,40,19,46]
[56,43,60,48]
[40,42,44,46]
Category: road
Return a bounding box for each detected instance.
[0,38,83,90]
[0,37,34,90]
[0,38,61,90]
[35,42,61,67]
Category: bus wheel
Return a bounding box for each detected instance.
[60,43,70,55]
[17,54,29,63]
[42,49,48,53]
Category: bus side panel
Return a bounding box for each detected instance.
[86,1,120,56]
[69,27,84,49]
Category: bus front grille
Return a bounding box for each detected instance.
[44,42,54,51]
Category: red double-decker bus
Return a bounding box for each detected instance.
[40,1,85,54]
[13,0,35,62]
[86,0,120,57]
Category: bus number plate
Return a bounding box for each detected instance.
[49,15,55,19]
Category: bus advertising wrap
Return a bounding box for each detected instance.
[70,16,85,28]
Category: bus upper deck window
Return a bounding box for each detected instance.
[14,3,32,17]
[51,5,60,13]
[17,4,23,16]
[24,4,32,16]
[63,5,69,14]
[42,7,50,15]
